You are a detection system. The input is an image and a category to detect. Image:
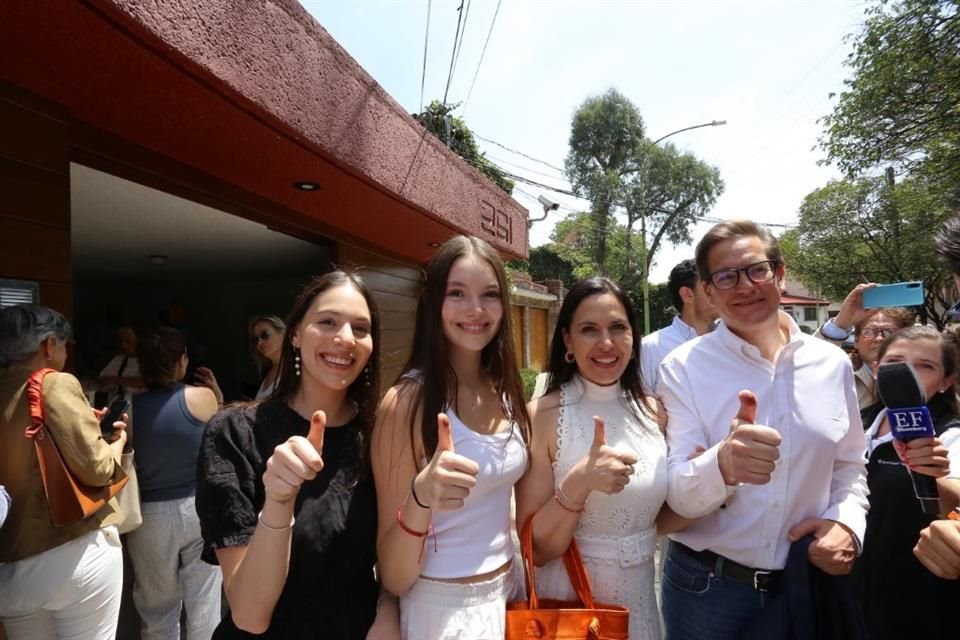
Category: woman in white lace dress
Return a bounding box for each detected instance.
[517,277,692,640]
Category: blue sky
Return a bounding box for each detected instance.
[302,0,871,281]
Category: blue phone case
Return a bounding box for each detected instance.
[861,281,924,309]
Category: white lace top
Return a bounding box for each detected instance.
[536,375,667,640]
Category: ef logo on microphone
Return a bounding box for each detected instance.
[888,406,936,439]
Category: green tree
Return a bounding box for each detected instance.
[781,174,954,326]
[547,210,673,330]
[564,89,646,272]
[415,100,514,194]
[507,246,577,288]
[623,142,724,290]
[819,0,960,202]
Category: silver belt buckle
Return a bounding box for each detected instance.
[753,570,772,592]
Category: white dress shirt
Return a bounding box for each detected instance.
[659,312,869,570]
[640,315,698,395]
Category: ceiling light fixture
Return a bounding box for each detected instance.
[293,181,321,191]
[148,254,168,265]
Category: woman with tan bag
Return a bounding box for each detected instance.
[0,304,128,639]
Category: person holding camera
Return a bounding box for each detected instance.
[814,284,914,418]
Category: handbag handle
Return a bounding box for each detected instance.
[519,512,597,610]
[24,368,57,440]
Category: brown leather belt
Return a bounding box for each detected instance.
[673,541,783,593]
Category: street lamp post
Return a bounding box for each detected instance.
[639,119,726,335]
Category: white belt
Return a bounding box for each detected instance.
[576,528,657,568]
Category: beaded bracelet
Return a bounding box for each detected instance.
[553,491,585,513]
[396,508,437,562]
[556,484,586,511]
[257,510,295,531]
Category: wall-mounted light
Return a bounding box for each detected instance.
[148,254,168,265]
[293,181,321,191]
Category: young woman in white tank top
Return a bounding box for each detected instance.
[371,235,532,639]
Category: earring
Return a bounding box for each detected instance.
[363,366,371,387]
[294,350,301,377]
[564,351,575,364]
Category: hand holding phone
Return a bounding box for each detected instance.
[98,399,128,435]
[861,281,924,309]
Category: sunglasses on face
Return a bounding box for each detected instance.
[250,330,274,345]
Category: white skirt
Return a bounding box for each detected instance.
[400,567,519,640]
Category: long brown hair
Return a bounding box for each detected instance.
[271,271,382,461]
[399,235,531,461]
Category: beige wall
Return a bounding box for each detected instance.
[338,244,420,392]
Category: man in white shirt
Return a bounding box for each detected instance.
[658,219,869,639]
[814,284,915,411]
[640,259,716,394]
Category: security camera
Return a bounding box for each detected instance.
[537,195,560,211]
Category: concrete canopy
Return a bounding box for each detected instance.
[0,0,528,263]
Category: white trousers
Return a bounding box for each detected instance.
[0,526,123,640]
[400,567,518,640]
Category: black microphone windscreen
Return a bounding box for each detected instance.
[876,362,927,408]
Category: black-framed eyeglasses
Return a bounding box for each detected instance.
[947,300,960,322]
[859,327,896,339]
[250,330,274,345]
[708,260,779,290]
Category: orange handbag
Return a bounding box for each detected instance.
[24,368,127,527]
[506,514,629,640]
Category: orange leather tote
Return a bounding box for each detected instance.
[506,514,629,640]
[24,368,127,527]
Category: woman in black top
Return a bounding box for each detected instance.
[853,325,960,640]
[196,272,398,638]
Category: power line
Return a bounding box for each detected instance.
[451,0,472,93]
[461,0,501,117]
[419,0,432,113]
[474,133,566,173]
[442,0,467,106]
[487,153,567,181]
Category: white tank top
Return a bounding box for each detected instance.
[420,408,528,578]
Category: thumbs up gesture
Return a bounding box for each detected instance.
[412,413,480,512]
[262,410,327,504]
[717,391,781,486]
[562,416,639,502]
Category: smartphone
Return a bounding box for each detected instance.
[99,399,128,435]
[862,281,924,309]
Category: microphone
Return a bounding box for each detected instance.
[876,362,940,515]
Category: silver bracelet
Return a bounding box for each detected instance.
[257,510,295,531]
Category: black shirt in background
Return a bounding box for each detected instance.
[196,399,378,639]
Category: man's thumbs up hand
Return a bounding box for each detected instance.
[718,390,781,486]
